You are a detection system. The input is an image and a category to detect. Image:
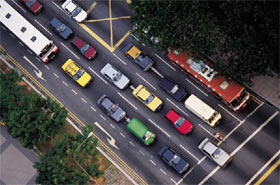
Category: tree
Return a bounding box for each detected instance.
[0,70,67,148]
[129,0,279,85]
[34,125,103,185]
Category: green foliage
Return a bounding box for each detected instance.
[0,70,67,148]
[34,125,103,185]
[129,0,279,85]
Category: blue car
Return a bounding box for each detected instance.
[158,145,189,174]
[50,17,73,39]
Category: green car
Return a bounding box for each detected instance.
[127,118,156,145]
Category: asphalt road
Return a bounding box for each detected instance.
[1,0,279,185]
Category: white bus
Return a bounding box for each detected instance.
[0,0,58,63]
[184,94,222,127]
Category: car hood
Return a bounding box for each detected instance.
[61,27,73,39]
[174,159,189,174]
[148,96,163,111]
[76,72,92,87]
[29,1,42,13]
[84,46,96,59]
[137,56,154,70]
[74,9,87,22]
[111,107,126,122]
[173,88,187,101]
[178,120,193,134]
[115,75,130,89]
[213,149,231,167]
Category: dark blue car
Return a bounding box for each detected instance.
[158,145,189,174]
[50,17,73,39]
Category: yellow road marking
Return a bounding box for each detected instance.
[84,16,131,23]
[86,1,97,14]
[79,23,114,52]
[251,94,262,105]
[109,0,113,47]
[0,45,147,185]
[254,159,280,185]
[113,30,131,50]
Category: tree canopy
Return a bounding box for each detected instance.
[34,125,103,185]
[0,70,67,148]
[129,0,279,85]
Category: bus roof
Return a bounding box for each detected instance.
[185,94,215,119]
[168,49,244,103]
[127,118,148,139]
[0,0,51,55]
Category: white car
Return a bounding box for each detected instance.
[61,0,87,22]
[198,137,232,168]
[100,63,130,90]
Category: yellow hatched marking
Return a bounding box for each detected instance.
[254,159,280,185]
[84,16,131,23]
[109,0,113,47]
[113,30,131,50]
[86,1,97,14]
[251,94,262,104]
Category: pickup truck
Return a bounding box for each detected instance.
[122,43,154,71]
[127,118,156,145]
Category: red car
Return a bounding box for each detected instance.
[165,109,193,135]
[22,0,43,14]
[71,36,97,60]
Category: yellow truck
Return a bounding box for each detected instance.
[62,59,92,87]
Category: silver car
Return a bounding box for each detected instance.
[198,137,232,168]
[62,0,87,22]
[100,63,130,90]
[97,95,126,122]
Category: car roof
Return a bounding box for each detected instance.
[72,36,84,48]
[50,17,62,27]
[203,140,217,155]
[165,109,180,123]
[159,78,174,90]
[62,0,76,12]
[137,87,150,100]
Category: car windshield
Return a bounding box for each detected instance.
[113,72,122,81]
[144,94,154,104]
[212,149,222,159]
[136,53,146,63]
[80,44,90,53]
[57,24,66,32]
[170,84,179,94]
[142,131,152,142]
[108,104,117,114]
[26,0,36,7]
[174,117,185,128]
[170,155,181,166]
[73,69,85,80]
[72,7,82,17]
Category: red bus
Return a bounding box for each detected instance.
[167,49,251,112]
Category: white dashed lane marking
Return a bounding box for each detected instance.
[71,89,77,95]
[90,106,96,112]
[81,98,87,103]
[62,81,68,86]
[53,73,59,78]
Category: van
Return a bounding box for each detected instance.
[184,94,222,126]
[127,118,156,145]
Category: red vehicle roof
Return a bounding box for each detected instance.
[72,37,96,60]
[165,109,192,135]
[167,49,244,103]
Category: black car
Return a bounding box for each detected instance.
[158,77,187,101]
[158,145,189,174]
[97,95,126,122]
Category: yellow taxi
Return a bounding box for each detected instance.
[62,59,92,87]
[132,84,163,111]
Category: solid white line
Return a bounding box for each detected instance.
[120,132,125,138]
[129,141,135,147]
[100,115,106,121]
[51,1,65,12]
[19,42,24,46]
[11,0,27,13]
[231,111,279,156]
[9,33,15,38]
[27,49,33,55]
[139,150,145,156]
[53,73,59,78]
[176,164,202,185]
[81,98,87,104]
[198,124,214,137]
[245,150,280,185]
[160,169,166,175]
[88,67,108,84]
[198,111,279,185]
[170,178,176,184]
[148,118,171,138]
[1,26,7,30]
[90,106,96,112]
[179,144,199,161]
[71,89,77,95]
[197,156,206,165]
[131,34,139,41]
[34,19,53,36]
[166,98,189,117]
[113,53,127,65]
[185,78,208,96]
[218,104,241,122]
[149,160,156,166]
[223,102,264,141]
[117,92,138,110]
[44,65,50,70]
[136,72,157,90]
[110,124,115,129]
[60,42,80,60]
[154,53,176,71]
[62,81,68,86]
